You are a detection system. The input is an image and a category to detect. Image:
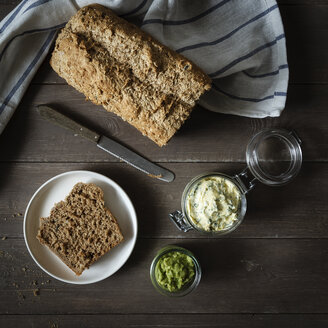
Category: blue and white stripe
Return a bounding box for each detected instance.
[0,0,288,134]
[140,0,288,118]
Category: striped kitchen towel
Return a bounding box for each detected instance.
[0,0,288,135]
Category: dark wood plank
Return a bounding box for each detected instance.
[1,314,328,328]
[0,4,16,21]
[278,0,328,3]
[1,238,328,314]
[0,162,327,239]
[280,5,328,84]
[0,84,327,163]
[1,0,328,323]
[0,0,20,4]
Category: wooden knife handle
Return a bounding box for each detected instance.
[36,105,100,144]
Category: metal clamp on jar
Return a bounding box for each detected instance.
[169,129,303,235]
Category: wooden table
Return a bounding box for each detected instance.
[1,1,328,327]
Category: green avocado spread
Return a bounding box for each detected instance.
[155,251,195,292]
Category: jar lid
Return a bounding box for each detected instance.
[246,129,302,186]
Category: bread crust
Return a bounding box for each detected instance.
[37,182,124,276]
[50,4,211,146]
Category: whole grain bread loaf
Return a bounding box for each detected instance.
[37,182,124,275]
[50,4,211,146]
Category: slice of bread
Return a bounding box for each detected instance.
[37,182,124,275]
[50,4,211,146]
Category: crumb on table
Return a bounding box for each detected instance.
[33,289,40,296]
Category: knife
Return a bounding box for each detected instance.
[36,105,175,182]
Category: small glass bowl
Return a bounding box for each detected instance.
[246,128,302,186]
[150,245,201,297]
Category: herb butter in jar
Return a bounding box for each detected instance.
[170,129,302,236]
[150,245,201,297]
[171,173,246,235]
[185,176,241,232]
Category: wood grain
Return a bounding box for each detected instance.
[1,314,328,328]
[0,162,327,239]
[1,1,328,326]
[280,5,328,84]
[0,4,16,21]
[0,84,327,163]
[1,238,328,314]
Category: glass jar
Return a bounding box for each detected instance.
[170,128,302,235]
[150,245,202,297]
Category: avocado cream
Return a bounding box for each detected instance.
[155,251,195,292]
[185,175,241,232]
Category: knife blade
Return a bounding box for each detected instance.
[36,105,175,182]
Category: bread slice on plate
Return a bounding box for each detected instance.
[50,4,211,146]
[37,182,124,276]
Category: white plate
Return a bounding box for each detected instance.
[24,170,137,284]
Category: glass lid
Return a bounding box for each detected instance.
[246,129,302,186]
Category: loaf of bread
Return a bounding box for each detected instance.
[37,182,124,275]
[50,4,211,146]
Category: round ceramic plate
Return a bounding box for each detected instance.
[24,171,137,284]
